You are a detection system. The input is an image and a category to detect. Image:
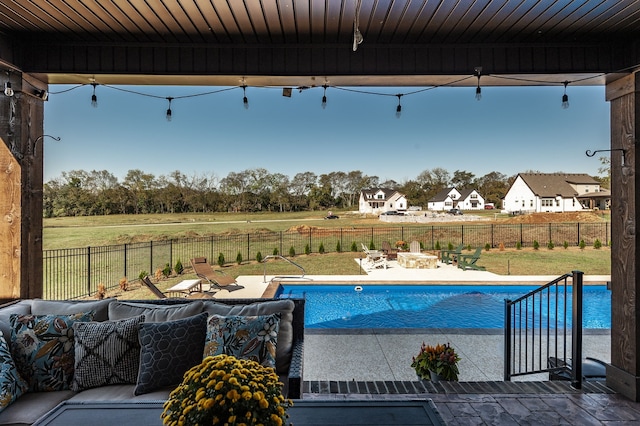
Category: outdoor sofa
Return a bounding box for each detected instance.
[0,297,304,426]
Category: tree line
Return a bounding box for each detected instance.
[42,167,604,217]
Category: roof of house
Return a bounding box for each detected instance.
[429,188,456,202]
[518,173,599,197]
[457,189,479,200]
[361,188,402,200]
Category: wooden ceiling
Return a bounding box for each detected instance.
[1,0,639,87]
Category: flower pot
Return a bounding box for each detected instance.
[429,370,445,383]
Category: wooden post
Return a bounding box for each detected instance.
[0,71,45,301]
[605,72,640,400]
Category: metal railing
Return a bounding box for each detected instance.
[261,255,306,283]
[504,270,584,388]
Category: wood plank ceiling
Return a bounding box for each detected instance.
[1,0,640,86]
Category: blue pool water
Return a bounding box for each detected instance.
[280,285,611,329]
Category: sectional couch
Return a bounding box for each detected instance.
[0,297,304,426]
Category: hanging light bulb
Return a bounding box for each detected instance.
[91,83,98,107]
[474,67,482,101]
[3,82,13,97]
[561,81,570,109]
[395,94,402,119]
[242,85,249,109]
[321,85,328,109]
[166,97,173,121]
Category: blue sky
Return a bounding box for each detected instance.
[43,83,610,184]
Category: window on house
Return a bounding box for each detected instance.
[445,202,452,207]
[377,194,383,199]
[541,199,554,207]
[522,200,525,207]
[471,194,477,199]
[556,199,560,206]
[530,200,533,207]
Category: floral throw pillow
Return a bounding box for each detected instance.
[0,332,28,413]
[10,312,94,392]
[204,313,280,368]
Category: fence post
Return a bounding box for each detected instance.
[247,234,250,261]
[571,270,584,389]
[280,231,283,256]
[577,223,581,246]
[124,243,128,279]
[520,224,523,247]
[87,246,91,296]
[504,299,512,381]
[169,240,173,270]
[461,225,464,246]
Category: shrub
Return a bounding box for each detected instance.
[256,251,263,262]
[336,241,342,252]
[96,283,106,300]
[369,240,376,250]
[174,259,184,275]
[466,244,472,251]
[154,268,164,281]
[217,253,225,267]
[304,244,311,255]
[516,241,522,250]
[162,263,172,278]
[138,270,148,281]
[318,243,325,254]
[579,239,586,250]
[435,241,441,250]
[594,239,602,249]
[484,243,491,251]
[563,241,569,250]
[420,242,425,250]
[273,248,279,256]
[533,240,540,250]
[447,242,454,250]
[547,241,554,250]
[351,241,358,252]
[499,242,505,251]
[119,277,128,291]
[289,246,296,257]
[236,251,243,265]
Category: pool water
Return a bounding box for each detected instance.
[280,285,611,329]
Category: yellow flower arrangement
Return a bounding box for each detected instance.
[162,354,293,426]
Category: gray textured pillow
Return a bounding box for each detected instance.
[32,299,113,322]
[134,312,207,395]
[108,301,203,322]
[202,299,295,374]
[72,315,145,391]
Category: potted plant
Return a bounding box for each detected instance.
[411,342,460,382]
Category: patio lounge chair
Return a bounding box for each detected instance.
[141,275,214,299]
[457,247,485,271]
[381,241,398,260]
[548,356,607,381]
[190,257,245,292]
[361,243,387,270]
[441,244,464,265]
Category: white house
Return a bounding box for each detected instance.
[456,189,485,210]
[502,173,610,213]
[426,188,459,211]
[359,188,407,214]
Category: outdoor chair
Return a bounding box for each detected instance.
[548,356,607,381]
[441,244,464,265]
[381,241,398,260]
[409,241,421,253]
[141,275,214,299]
[361,243,387,270]
[190,257,245,292]
[457,247,485,271]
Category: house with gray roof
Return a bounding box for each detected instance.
[359,188,407,215]
[503,173,610,213]
[427,187,485,211]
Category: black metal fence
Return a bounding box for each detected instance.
[43,222,610,300]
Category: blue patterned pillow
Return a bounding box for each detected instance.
[204,313,280,368]
[134,312,207,396]
[0,333,27,413]
[10,312,94,392]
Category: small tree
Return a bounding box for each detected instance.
[154,268,163,281]
[350,241,358,252]
[547,241,554,250]
[448,242,454,250]
[484,243,491,251]
[138,270,148,281]
[336,241,342,252]
[217,253,225,267]
[273,248,279,256]
[318,243,325,254]
[96,283,106,300]
[174,259,184,275]
[304,244,311,255]
[289,246,296,257]
[499,242,505,251]
[466,244,472,251]
[368,240,376,250]
[516,241,522,250]
[533,240,540,250]
[579,239,586,250]
[119,277,128,291]
[236,251,243,265]
[563,241,569,250]
[435,241,441,250]
[594,239,602,249]
[256,251,263,262]
[162,263,172,278]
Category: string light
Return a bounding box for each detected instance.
[353,0,363,51]
[561,81,570,109]
[395,94,402,118]
[91,83,98,107]
[474,67,482,101]
[4,71,13,97]
[321,85,328,109]
[242,85,249,109]
[166,97,173,121]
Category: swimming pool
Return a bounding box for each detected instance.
[280,285,611,329]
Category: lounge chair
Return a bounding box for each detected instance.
[190,257,245,292]
[381,241,398,260]
[457,247,485,271]
[548,356,607,381]
[141,275,214,299]
[409,241,421,253]
[441,244,464,265]
[361,243,387,270]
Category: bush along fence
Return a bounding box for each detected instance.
[43,222,610,300]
